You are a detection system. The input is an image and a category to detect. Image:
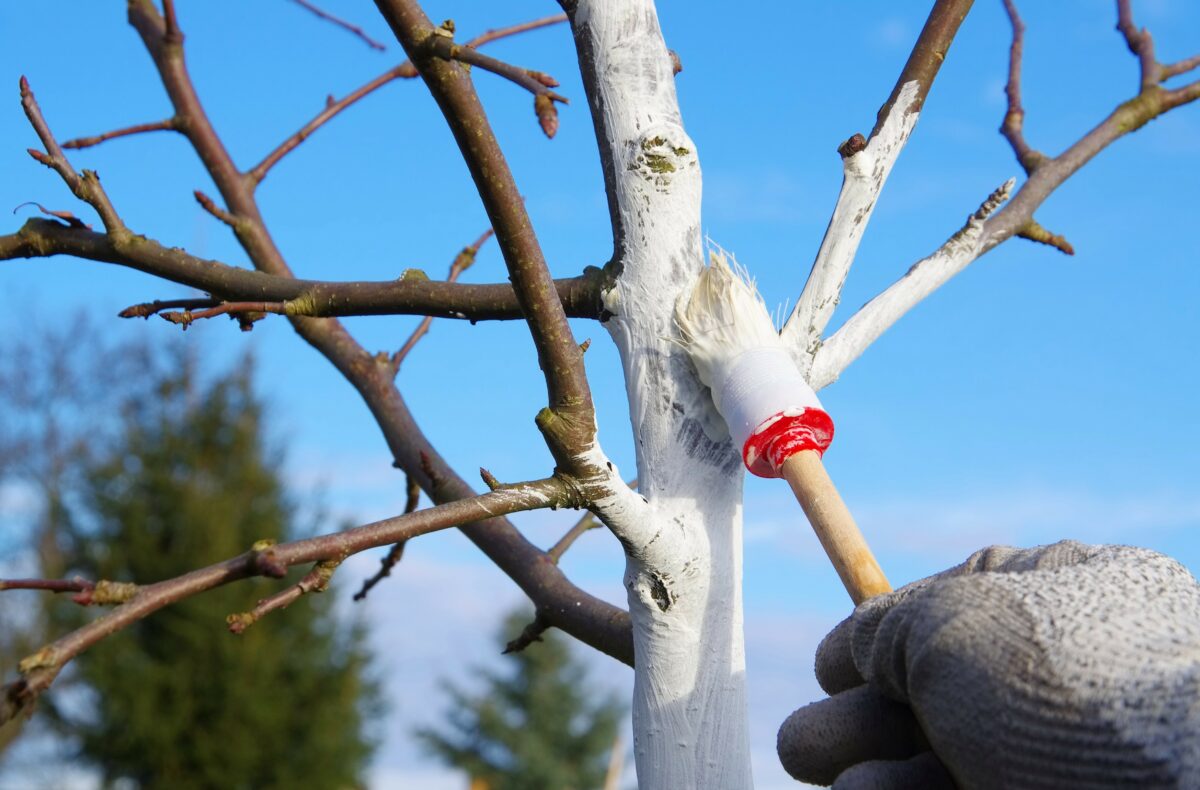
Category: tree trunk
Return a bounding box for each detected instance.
[564,2,754,786]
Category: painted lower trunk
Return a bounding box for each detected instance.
[564,1,755,786]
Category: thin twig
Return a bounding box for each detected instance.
[353,475,421,601]
[228,559,341,634]
[1116,0,1159,89]
[392,228,494,371]
[5,219,605,321]
[160,301,287,329]
[503,611,550,654]
[162,0,182,44]
[468,14,566,48]
[428,37,568,138]
[289,0,387,51]
[118,298,220,319]
[981,3,1200,254]
[248,14,568,184]
[547,513,598,563]
[2,476,574,725]
[62,118,179,150]
[1000,0,1046,174]
[18,76,125,234]
[0,577,138,607]
[0,577,91,595]
[193,189,241,228]
[1160,53,1200,82]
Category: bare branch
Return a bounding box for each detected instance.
[981,4,1200,255]
[2,476,577,725]
[392,228,494,371]
[161,0,181,43]
[468,15,566,48]
[1000,0,1047,174]
[1161,53,1200,82]
[18,77,125,235]
[61,118,179,150]
[503,611,550,654]
[118,298,219,319]
[249,14,568,184]
[248,65,415,184]
[13,0,633,665]
[869,0,975,139]
[193,189,241,228]
[0,577,91,596]
[782,0,974,368]
[160,301,281,329]
[547,512,599,563]
[426,36,568,138]
[1117,0,1159,90]
[353,476,420,601]
[800,2,1200,387]
[2,219,605,322]
[288,0,388,51]
[809,179,1015,389]
[375,0,595,466]
[0,576,136,607]
[227,559,341,634]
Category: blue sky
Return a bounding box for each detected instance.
[1,1,1198,788]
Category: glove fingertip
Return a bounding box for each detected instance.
[832,752,956,790]
[816,615,863,694]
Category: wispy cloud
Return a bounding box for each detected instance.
[872,17,912,51]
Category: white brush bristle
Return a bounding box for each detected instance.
[675,248,783,389]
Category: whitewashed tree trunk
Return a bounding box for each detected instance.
[564,2,754,787]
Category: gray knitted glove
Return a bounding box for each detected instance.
[777,541,1200,789]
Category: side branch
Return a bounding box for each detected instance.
[249,14,567,184]
[19,77,126,235]
[116,0,631,665]
[809,179,1014,389]
[353,475,420,601]
[870,0,975,138]
[426,35,568,138]
[982,3,1200,254]
[289,0,388,51]
[1000,0,1047,173]
[391,227,494,371]
[0,220,605,321]
[782,0,974,368]
[2,477,575,725]
[375,0,595,462]
[62,118,179,150]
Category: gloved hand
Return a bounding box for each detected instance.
[777,541,1200,789]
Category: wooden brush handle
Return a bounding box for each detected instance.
[781,451,891,605]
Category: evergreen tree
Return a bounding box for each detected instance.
[59,358,379,789]
[417,611,625,790]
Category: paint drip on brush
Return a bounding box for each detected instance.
[675,249,833,478]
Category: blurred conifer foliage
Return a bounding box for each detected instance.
[1,329,379,788]
[418,610,625,790]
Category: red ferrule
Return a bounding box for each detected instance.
[741,408,835,479]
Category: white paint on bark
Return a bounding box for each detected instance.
[783,80,923,370]
[565,1,754,787]
[808,178,1015,389]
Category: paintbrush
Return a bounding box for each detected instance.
[676,249,890,604]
